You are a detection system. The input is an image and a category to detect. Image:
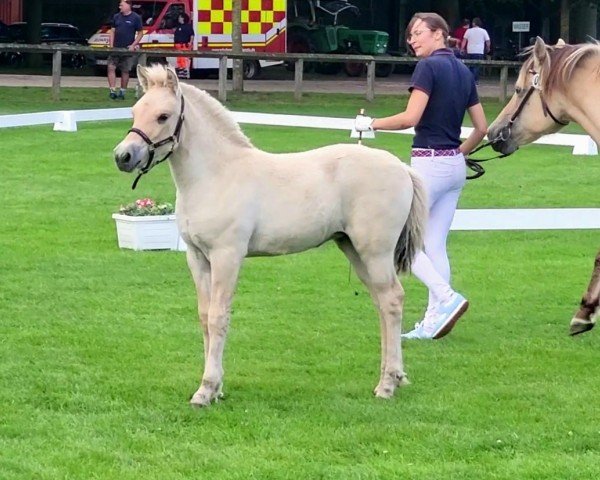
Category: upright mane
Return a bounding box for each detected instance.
[520,40,600,96]
[142,64,254,149]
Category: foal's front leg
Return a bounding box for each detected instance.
[570,250,600,335]
[190,248,244,407]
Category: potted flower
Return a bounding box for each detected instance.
[112,198,186,251]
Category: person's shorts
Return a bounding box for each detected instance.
[107,54,135,72]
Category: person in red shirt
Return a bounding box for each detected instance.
[452,18,470,45]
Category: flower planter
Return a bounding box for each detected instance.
[112,213,187,251]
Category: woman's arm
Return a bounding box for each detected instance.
[459,103,488,155]
[371,89,429,131]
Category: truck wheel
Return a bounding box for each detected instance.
[344,60,365,77]
[344,48,365,77]
[315,62,342,75]
[286,32,315,72]
[68,53,86,70]
[375,62,393,77]
[243,60,261,79]
[7,51,24,66]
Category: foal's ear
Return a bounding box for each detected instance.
[532,36,548,71]
[556,38,566,48]
[137,64,151,92]
[165,66,180,93]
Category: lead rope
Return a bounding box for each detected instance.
[464,85,538,180]
[465,139,509,180]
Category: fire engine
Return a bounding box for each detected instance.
[88,0,287,79]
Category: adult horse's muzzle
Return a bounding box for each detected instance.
[488,122,519,155]
[114,141,149,173]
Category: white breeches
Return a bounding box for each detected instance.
[410,152,466,308]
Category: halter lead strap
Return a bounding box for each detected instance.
[129,95,186,190]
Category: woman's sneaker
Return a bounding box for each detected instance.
[402,293,468,340]
[402,306,438,340]
[429,293,468,339]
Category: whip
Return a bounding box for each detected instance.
[350,108,375,144]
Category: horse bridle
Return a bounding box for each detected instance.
[128,95,186,190]
[466,69,569,179]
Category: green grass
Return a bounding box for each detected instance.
[1,95,599,479]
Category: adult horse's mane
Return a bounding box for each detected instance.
[142,64,254,149]
[519,40,600,97]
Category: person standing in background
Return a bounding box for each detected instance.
[461,17,490,84]
[450,18,470,55]
[107,0,144,100]
[453,18,470,45]
[174,12,195,79]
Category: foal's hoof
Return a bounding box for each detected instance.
[373,373,409,399]
[190,391,212,407]
[189,385,223,407]
[570,317,596,336]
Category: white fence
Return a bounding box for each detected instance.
[1,108,598,230]
[1,107,597,155]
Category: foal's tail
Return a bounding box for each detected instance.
[395,167,427,274]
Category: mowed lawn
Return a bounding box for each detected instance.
[1,91,600,479]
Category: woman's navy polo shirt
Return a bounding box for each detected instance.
[409,48,479,149]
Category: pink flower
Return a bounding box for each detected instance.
[136,198,155,208]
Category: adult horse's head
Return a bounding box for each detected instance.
[114,64,184,177]
[488,37,580,155]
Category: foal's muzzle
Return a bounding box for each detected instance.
[114,142,148,172]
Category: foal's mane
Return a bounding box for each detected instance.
[143,65,254,149]
[520,40,600,96]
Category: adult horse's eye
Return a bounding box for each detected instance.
[158,114,169,123]
[515,86,522,95]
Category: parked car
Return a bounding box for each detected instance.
[5,22,88,68]
[0,20,12,64]
[0,20,9,42]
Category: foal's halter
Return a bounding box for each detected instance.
[466,69,569,180]
[128,95,186,190]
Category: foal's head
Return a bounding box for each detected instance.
[488,37,579,155]
[114,64,184,174]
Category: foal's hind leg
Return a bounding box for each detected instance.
[336,238,387,380]
[336,238,408,399]
[570,250,600,336]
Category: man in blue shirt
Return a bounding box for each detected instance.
[107,0,144,100]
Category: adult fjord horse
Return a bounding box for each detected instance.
[113,65,427,406]
[488,37,600,335]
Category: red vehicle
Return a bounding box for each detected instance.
[88,0,287,79]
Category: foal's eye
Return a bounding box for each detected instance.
[515,86,522,95]
[157,114,169,123]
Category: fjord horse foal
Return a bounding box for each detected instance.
[113,65,428,405]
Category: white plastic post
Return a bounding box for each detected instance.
[53,111,78,132]
[572,135,598,155]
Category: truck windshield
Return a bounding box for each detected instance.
[132,1,168,27]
